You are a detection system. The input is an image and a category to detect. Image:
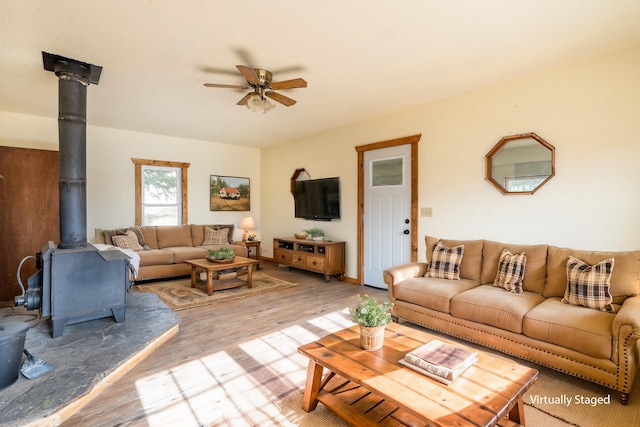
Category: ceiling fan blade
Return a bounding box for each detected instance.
[236,65,260,85]
[237,93,253,106]
[270,78,307,90]
[204,83,249,89]
[266,91,296,106]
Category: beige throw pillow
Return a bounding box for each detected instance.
[112,229,144,251]
[203,227,229,245]
[126,226,150,250]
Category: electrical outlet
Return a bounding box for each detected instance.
[421,207,433,217]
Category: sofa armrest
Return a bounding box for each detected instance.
[383,262,428,300]
[232,241,247,247]
[612,295,640,363]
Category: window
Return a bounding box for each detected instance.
[143,165,181,225]
[132,158,190,226]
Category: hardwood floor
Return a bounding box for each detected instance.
[61,261,387,426]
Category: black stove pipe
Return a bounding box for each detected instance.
[56,61,89,249]
[42,52,102,249]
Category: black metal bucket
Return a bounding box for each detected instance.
[0,322,29,389]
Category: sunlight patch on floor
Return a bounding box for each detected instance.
[133,308,354,426]
[306,307,354,331]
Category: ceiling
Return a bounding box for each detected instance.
[2,1,640,148]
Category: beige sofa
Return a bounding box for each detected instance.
[383,236,640,404]
[95,224,248,281]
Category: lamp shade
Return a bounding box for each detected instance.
[245,94,274,113]
[239,216,255,230]
[247,95,263,112]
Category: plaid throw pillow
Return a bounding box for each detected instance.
[426,240,464,280]
[562,256,615,312]
[493,249,526,293]
[203,227,229,245]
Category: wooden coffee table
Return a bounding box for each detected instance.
[298,322,538,427]
[185,256,259,296]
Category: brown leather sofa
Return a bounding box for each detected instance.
[95,224,248,281]
[384,236,640,404]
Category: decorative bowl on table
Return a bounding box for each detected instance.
[207,248,236,263]
[295,233,309,239]
[206,256,235,263]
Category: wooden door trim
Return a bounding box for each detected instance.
[355,134,420,285]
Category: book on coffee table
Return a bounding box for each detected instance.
[400,339,478,384]
[216,269,237,280]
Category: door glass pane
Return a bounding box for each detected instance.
[371,157,403,186]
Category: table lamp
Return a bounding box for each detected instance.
[239,216,255,241]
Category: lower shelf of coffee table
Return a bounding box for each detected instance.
[317,374,522,427]
[317,374,425,426]
[194,273,248,291]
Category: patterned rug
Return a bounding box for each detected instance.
[133,272,298,311]
[523,362,640,427]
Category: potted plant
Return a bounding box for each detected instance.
[304,227,325,241]
[207,248,235,263]
[350,294,394,351]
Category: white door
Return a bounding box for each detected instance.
[363,145,412,288]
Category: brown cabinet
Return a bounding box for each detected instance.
[273,237,345,281]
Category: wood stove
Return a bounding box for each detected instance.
[14,52,130,337]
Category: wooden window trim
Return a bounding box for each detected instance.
[132,158,190,226]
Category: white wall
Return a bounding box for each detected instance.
[0,112,261,242]
[261,45,640,279]
[4,44,639,280]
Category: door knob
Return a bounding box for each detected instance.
[403,229,410,235]
[404,218,410,224]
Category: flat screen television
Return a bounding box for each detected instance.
[294,177,341,221]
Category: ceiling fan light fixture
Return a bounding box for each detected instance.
[205,64,304,111]
[246,94,263,111]
[262,98,274,113]
[246,94,274,113]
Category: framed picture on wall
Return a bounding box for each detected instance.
[210,175,250,211]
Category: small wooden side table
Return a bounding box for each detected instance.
[244,240,261,269]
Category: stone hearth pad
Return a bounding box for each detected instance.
[0,292,179,427]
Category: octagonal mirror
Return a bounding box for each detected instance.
[485,132,555,195]
[290,168,310,195]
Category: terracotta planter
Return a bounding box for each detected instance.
[359,325,386,351]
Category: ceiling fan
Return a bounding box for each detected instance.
[204,65,307,112]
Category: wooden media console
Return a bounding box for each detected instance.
[273,237,345,281]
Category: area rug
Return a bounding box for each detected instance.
[522,362,640,427]
[133,272,298,311]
